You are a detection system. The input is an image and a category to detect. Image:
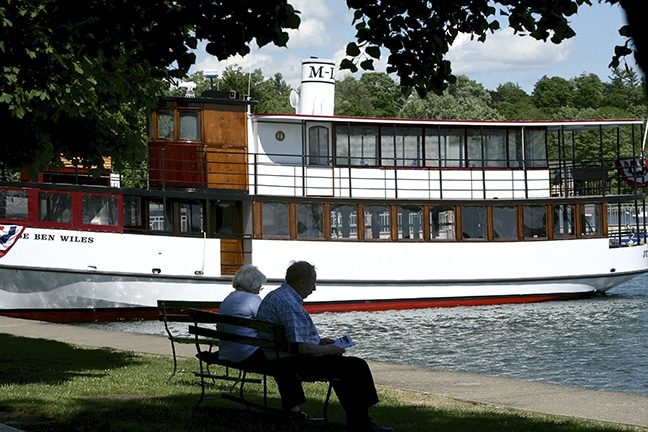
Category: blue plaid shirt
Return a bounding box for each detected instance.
[256,282,320,358]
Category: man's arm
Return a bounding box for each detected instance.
[295,341,344,356]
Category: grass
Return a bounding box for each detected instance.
[0,333,645,432]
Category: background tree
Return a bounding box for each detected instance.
[335,76,375,117]
[532,76,576,113]
[491,82,544,120]
[400,76,503,120]
[358,73,404,118]
[256,73,294,114]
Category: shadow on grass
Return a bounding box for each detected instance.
[4,392,634,432]
[0,334,638,432]
[0,334,141,385]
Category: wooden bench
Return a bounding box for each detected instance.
[157,300,222,382]
[188,308,335,426]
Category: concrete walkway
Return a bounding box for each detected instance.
[1,316,646,429]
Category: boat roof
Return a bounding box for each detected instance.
[253,113,644,132]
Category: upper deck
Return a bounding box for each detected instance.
[144,98,645,201]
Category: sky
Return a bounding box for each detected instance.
[192,1,640,94]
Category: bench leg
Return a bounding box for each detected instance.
[167,341,179,383]
[322,381,334,430]
[193,357,208,411]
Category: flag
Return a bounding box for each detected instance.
[0,225,25,258]
[615,157,648,187]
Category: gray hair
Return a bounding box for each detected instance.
[232,265,267,292]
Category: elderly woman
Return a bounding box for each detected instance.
[218,264,310,419]
[217,264,267,364]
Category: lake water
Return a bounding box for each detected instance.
[79,274,648,396]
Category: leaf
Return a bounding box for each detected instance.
[346,42,361,57]
[366,45,381,59]
[360,59,374,70]
[339,58,358,73]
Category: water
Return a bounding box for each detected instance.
[79,274,648,396]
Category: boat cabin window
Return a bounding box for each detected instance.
[335,125,379,166]
[178,201,203,232]
[123,196,143,228]
[493,206,518,239]
[157,109,174,140]
[331,124,546,169]
[330,204,358,239]
[467,129,508,168]
[581,203,601,236]
[425,128,464,168]
[0,190,28,220]
[82,195,118,226]
[524,205,547,238]
[179,110,200,141]
[308,126,329,165]
[209,201,242,236]
[155,109,201,141]
[524,129,547,168]
[430,206,456,239]
[364,205,390,239]
[253,200,609,242]
[398,205,423,239]
[262,202,289,237]
[297,203,323,238]
[381,127,422,167]
[39,192,71,223]
[462,206,486,239]
[554,204,575,237]
[148,200,169,231]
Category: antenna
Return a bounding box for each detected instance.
[203,70,219,90]
[247,63,252,100]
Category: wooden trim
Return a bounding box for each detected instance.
[253,202,263,238]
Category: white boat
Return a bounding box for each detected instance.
[1,58,647,322]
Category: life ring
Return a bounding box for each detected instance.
[615,157,648,187]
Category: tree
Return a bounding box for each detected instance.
[2,0,645,174]
[335,76,375,117]
[358,72,405,118]
[572,73,605,109]
[532,76,575,112]
[256,73,294,114]
[491,82,544,120]
[400,75,503,120]
[341,0,644,97]
[0,0,300,175]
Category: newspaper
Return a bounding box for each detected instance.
[332,334,356,349]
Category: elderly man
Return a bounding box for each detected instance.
[256,261,394,432]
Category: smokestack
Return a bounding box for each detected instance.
[291,57,335,115]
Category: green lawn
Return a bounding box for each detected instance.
[0,334,643,432]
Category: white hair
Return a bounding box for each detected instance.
[232,265,267,292]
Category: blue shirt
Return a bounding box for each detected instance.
[256,282,320,358]
[217,290,262,362]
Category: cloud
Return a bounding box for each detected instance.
[448,28,573,75]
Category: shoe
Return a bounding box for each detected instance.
[370,420,394,432]
[369,420,394,432]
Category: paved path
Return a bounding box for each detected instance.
[1,316,646,429]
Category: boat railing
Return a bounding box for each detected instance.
[124,147,640,201]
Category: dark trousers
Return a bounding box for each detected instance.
[274,355,380,425]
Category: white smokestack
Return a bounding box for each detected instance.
[294,57,335,115]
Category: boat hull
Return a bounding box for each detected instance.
[0,232,645,322]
